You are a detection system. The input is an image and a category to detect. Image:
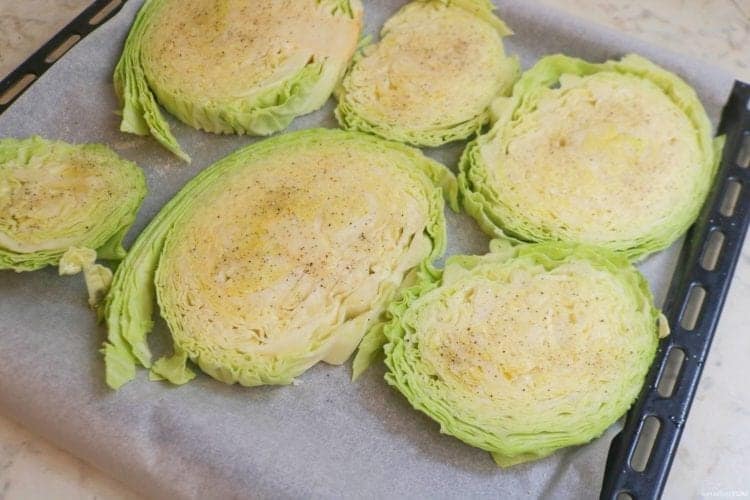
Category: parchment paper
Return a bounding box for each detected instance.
[0,1,736,498]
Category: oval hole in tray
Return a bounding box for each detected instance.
[719,179,742,217]
[88,0,122,25]
[700,229,725,272]
[657,347,686,398]
[630,416,661,472]
[0,74,37,106]
[44,34,82,64]
[680,284,707,331]
[738,132,750,168]
[616,493,634,500]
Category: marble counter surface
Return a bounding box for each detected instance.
[0,1,748,499]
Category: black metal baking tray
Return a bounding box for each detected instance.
[1,1,748,498]
[0,0,126,114]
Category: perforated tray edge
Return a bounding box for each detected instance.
[0,0,126,113]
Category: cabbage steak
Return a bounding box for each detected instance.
[335,0,519,147]
[377,239,664,466]
[0,136,146,272]
[459,54,721,260]
[115,0,363,161]
[103,128,456,389]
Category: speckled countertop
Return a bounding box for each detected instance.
[0,1,748,499]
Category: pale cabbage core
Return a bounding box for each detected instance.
[344,2,508,129]
[480,72,702,244]
[411,260,650,432]
[0,152,126,253]
[141,0,361,102]
[156,146,431,370]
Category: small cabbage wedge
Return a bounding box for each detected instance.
[459,54,722,261]
[114,0,363,161]
[379,239,663,467]
[103,128,457,390]
[0,137,146,272]
[335,0,519,147]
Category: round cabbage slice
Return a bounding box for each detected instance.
[335,0,519,147]
[0,137,146,272]
[459,54,722,261]
[115,0,363,161]
[381,239,664,467]
[103,128,456,389]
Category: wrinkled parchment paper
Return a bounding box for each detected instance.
[0,1,736,498]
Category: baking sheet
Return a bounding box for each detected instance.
[0,0,736,498]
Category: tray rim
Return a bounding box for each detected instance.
[0,0,126,114]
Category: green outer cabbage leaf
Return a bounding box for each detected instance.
[334,0,519,147]
[378,238,662,466]
[103,128,457,389]
[458,54,723,261]
[114,0,362,162]
[114,0,187,161]
[0,136,146,272]
[435,0,514,33]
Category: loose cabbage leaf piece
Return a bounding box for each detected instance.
[335,0,519,147]
[0,136,146,272]
[104,128,456,389]
[459,54,721,261]
[59,247,114,310]
[114,0,363,161]
[378,239,663,466]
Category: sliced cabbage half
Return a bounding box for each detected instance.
[115,0,364,161]
[0,136,146,272]
[103,128,456,389]
[335,0,519,147]
[459,54,722,260]
[378,239,663,466]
